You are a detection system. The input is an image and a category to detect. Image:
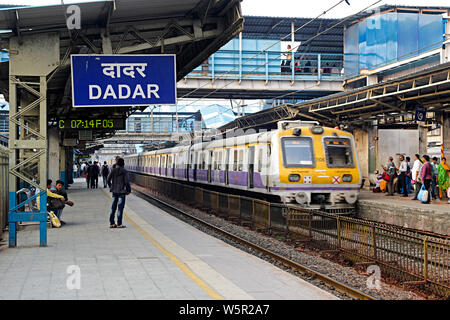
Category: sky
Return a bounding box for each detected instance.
[0,0,449,18]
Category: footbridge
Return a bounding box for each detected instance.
[178,16,345,100]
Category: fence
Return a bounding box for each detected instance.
[130,172,449,297]
[0,146,8,235]
[186,49,344,82]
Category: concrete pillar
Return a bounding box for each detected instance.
[48,127,60,183]
[418,125,428,156]
[67,147,74,186]
[367,74,378,85]
[354,128,369,187]
[367,123,378,174]
[442,112,450,159]
[59,145,66,188]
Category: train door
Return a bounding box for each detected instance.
[157,155,161,175]
[173,154,176,178]
[193,152,198,181]
[225,149,230,185]
[184,151,189,180]
[208,150,213,183]
[188,150,193,182]
[248,146,255,188]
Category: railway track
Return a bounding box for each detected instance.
[132,187,376,301]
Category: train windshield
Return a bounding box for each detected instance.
[281,137,314,167]
[324,138,354,167]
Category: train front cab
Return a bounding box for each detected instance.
[277,124,361,212]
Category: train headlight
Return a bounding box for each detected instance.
[289,174,301,182]
[342,174,353,182]
[295,192,308,205]
[293,128,302,136]
[345,193,357,204]
[311,126,324,134]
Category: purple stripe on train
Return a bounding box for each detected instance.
[135,167,267,189]
[228,171,248,186]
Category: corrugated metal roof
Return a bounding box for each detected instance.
[0,0,204,31]
[241,16,344,54]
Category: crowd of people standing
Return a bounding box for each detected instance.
[376,154,450,204]
[73,160,112,189]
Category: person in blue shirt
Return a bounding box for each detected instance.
[431,157,439,200]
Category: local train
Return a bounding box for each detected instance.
[124,121,362,212]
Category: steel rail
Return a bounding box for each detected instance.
[132,186,376,301]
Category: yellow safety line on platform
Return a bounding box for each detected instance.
[101,189,223,300]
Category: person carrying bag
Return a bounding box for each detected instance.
[417,184,429,203]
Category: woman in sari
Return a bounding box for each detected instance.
[437,157,450,201]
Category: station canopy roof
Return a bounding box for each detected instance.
[220,62,450,131]
[0,0,244,140]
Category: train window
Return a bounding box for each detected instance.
[257,148,263,172]
[324,138,354,168]
[198,153,203,170]
[213,152,218,170]
[281,137,314,167]
[217,151,223,170]
[233,150,238,171]
[238,149,244,171]
[202,152,207,170]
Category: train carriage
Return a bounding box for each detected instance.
[124,121,361,213]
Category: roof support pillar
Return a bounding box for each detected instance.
[441,111,450,160]
[7,33,59,247]
[48,128,60,184]
[101,28,113,54]
[353,127,369,188]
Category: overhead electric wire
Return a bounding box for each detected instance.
[176,0,382,113]
[179,0,351,101]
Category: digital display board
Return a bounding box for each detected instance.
[58,118,126,130]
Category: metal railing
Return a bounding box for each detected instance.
[0,146,8,234]
[129,172,449,298]
[186,50,344,82]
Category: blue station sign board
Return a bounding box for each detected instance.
[71,54,176,107]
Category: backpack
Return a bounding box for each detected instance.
[102,165,109,176]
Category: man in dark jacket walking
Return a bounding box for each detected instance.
[89,161,100,188]
[107,157,131,228]
[101,161,110,188]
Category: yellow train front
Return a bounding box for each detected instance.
[271,121,361,213]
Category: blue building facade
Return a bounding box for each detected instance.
[344,11,445,78]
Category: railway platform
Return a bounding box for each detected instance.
[357,190,450,236]
[0,179,337,300]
